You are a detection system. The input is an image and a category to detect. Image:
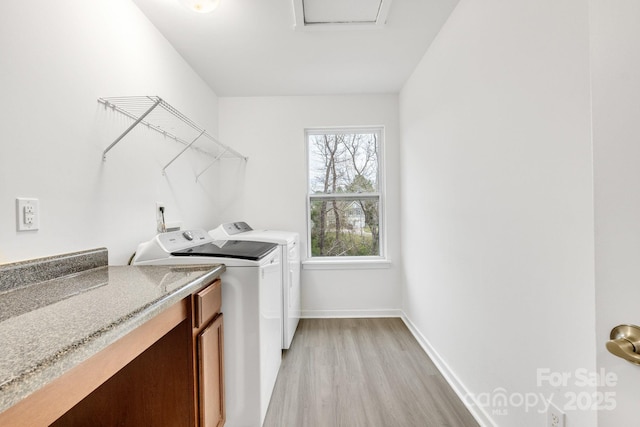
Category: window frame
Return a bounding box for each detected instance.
[304,126,387,266]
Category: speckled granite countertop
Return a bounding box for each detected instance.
[0,248,225,414]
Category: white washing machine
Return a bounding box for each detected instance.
[210,222,301,349]
[131,229,282,427]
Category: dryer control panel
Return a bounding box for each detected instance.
[220,222,253,236]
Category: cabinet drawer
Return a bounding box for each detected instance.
[195,279,222,328]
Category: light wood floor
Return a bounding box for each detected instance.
[263,318,480,427]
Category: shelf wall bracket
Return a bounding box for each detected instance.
[102,97,162,161]
[162,129,206,175]
[195,148,228,182]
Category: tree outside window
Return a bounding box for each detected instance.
[307,128,384,258]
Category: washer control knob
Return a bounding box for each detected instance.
[183,231,194,241]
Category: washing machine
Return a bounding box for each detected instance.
[210,222,301,349]
[131,229,281,427]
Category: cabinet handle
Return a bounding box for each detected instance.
[606,324,640,365]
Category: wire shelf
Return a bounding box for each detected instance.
[98,96,246,179]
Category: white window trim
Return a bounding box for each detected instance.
[302,258,392,270]
[304,126,387,264]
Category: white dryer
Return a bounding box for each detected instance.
[131,229,281,427]
[210,222,301,349]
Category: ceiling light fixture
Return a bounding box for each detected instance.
[180,0,221,13]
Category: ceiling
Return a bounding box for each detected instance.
[131,0,459,97]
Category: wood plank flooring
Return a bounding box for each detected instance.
[263,318,479,427]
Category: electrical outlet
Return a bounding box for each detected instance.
[16,198,39,231]
[548,402,565,427]
[156,202,166,233]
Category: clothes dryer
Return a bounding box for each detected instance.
[210,222,301,349]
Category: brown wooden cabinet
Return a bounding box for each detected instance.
[51,316,194,427]
[192,279,225,427]
[47,301,194,427]
[1,276,226,427]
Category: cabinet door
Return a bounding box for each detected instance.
[198,314,225,427]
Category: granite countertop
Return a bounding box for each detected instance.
[0,248,225,414]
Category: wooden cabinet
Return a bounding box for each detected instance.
[51,316,193,427]
[192,279,225,427]
[48,301,194,427]
[7,277,226,427]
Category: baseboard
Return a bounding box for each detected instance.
[301,308,404,318]
[400,312,496,427]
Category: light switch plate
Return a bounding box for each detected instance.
[16,198,39,231]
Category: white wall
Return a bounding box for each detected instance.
[218,95,402,316]
[0,0,233,264]
[591,1,640,425]
[399,1,596,426]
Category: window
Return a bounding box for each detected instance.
[306,128,384,259]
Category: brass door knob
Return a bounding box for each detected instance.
[607,324,640,365]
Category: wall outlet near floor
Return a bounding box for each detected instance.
[16,198,39,231]
[547,402,565,427]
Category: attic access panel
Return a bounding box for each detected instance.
[293,0,393,30]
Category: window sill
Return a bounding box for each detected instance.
[302,258,392,270]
